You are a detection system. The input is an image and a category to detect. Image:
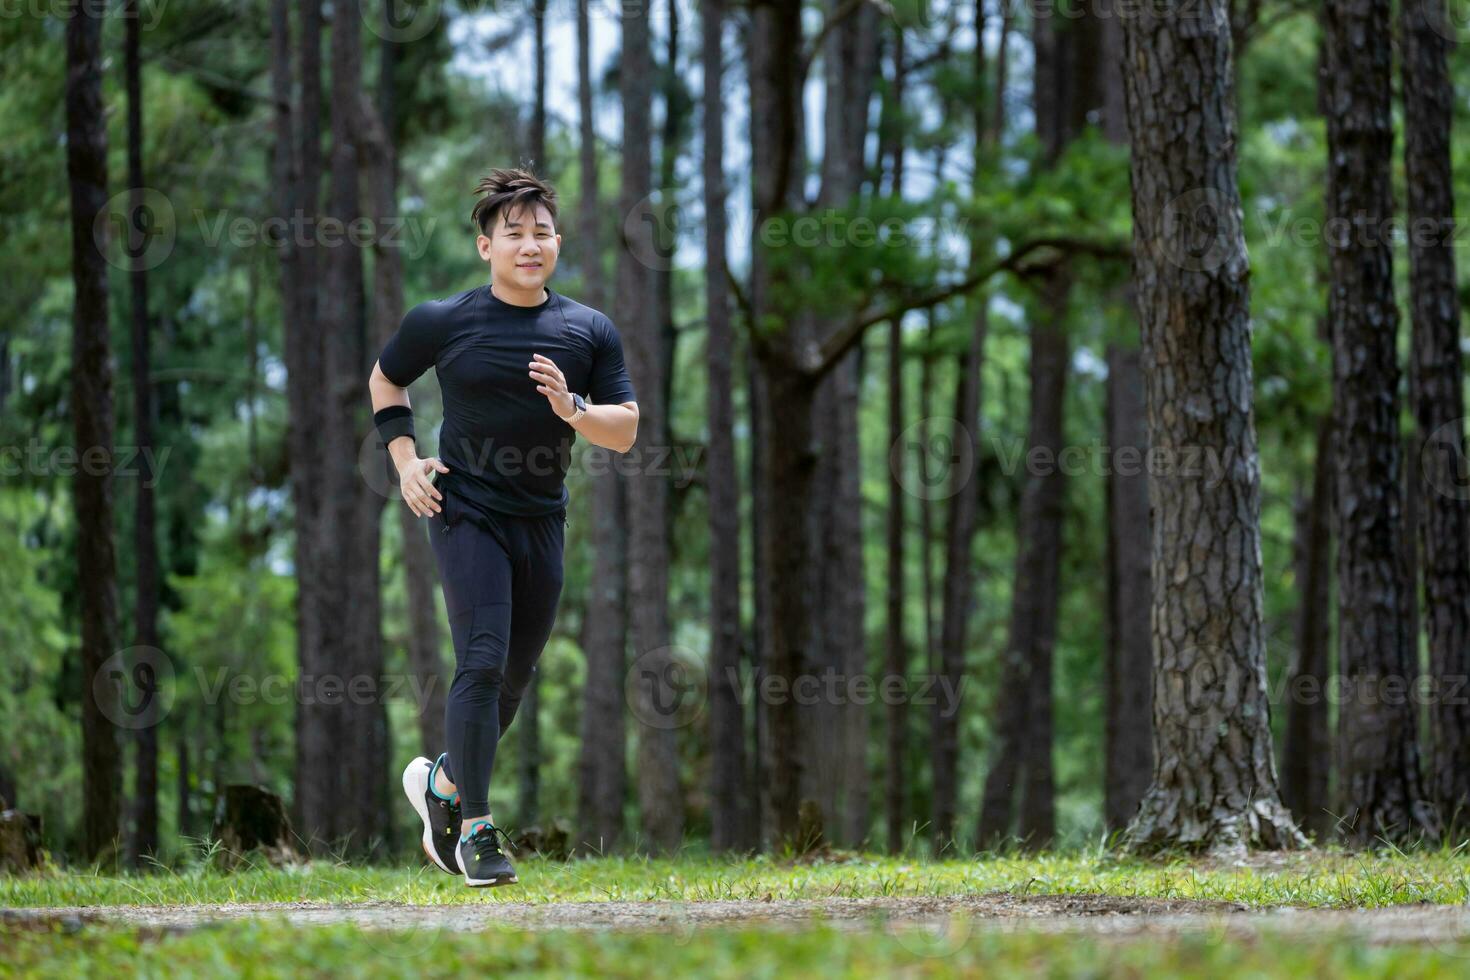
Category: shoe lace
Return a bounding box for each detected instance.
[467,822,514,863]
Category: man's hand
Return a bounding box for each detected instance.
[398,455,450,517]
[528,352,575,419]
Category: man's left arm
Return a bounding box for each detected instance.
[565,401,638,453]
[528,352,638,452]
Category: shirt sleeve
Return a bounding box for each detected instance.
[587,314,637,405]
[376,302,444,387]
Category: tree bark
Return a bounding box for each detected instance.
[123,0,160,867]
[747,0,878,848]
[176,708,192,843]
[574,0,628,855]
[1103,345,1152,833]
[1281,415,1334,839]
[932,0,998,853]
[1401,0,1470,831]
[881,24,908,856]
[976,274,1068,851]
[66,0,123,865]
[363,1,447,759]
[620,2,683,852]
[303,0,389,853]
[976,0,1081,852]
[1119,0,1304,854]
[703,0,749,854]
[883,316,907,853]
[274,0,331,849]
[1323,0,1438,845]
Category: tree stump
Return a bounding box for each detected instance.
[796,799,828,858]
[0,798,45,873]
[211,785,300,870]
[513,817,573,861]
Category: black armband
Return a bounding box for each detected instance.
[374,405,416,446]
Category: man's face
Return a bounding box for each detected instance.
[477,201,561,291]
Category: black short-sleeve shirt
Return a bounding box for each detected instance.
[377,283,637,518]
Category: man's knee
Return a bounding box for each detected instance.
[450,665,504,705]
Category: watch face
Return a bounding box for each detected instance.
[574,393,586,411]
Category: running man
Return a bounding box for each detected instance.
[368,168,638,886]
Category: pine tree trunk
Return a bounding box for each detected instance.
[574,0,629,855]
[703,0,749,854]
[1119,0,1303,854]
[977,284,1068,850]
[884,316,907,853]
[1323,0,1437,845]
[176,710,192,843]
[1103,345,1152,832]
[124,0,160,867]
[274,0,332,850]
[620,2,683,852]
[747,0,805,845]
[1281,415,1334,839]
[66,0,122,865]
[312,0,388,852]
[1401,0,1470,831]
[360,9,447,760]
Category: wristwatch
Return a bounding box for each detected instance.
[563,392,587,424]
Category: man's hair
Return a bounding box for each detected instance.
[471,167,559,236]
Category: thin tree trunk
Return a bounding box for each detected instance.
[1103,345,1152,832]
[977,0,1079,852]
[1401,0,1470,831]
[748,0,880,846]
[1119,0,1303,853]
[976,279,1068,850]
[1323,0,1437,845]
[882,24,908,856]
[123,0,160,867]
[884,316,907,853]
[574,0,628,855]
[1281,415,1334,839]
[317,0,389,853]
[276,0,332,849]
[176,708,192,842]
[933,0,1000,853]
[703,0,748,853]
[67,0,122,865]
[620,2,683,852]
[1097,0,1149,836]
[364,0,447,758]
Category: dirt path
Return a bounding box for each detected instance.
[6,894,1470,949]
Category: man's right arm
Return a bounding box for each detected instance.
[370,303,451,517]
[369,360,446,517]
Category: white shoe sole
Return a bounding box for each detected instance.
[402,756,457,875]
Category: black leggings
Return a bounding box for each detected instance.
[429,489,565,820]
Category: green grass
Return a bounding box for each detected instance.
[4,917,1470,979]
[3,847,1470,910]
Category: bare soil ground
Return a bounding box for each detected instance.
[5,893,1470,947]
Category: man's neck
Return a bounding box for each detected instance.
[490,280,547,307]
